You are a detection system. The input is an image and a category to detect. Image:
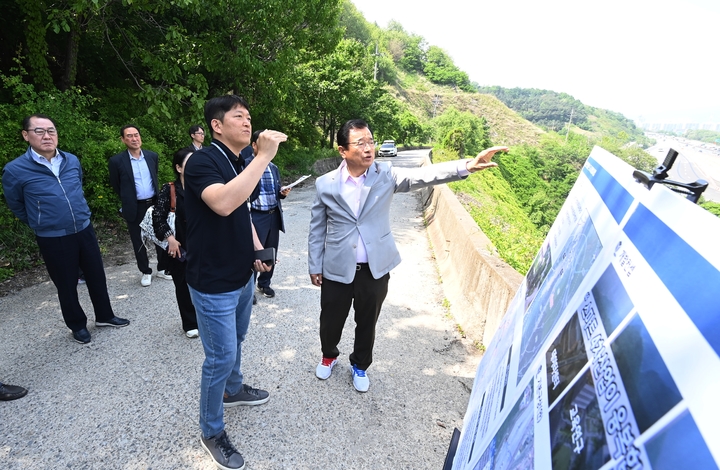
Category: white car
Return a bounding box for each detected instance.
[377,140,397,157]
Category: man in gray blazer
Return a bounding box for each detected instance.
[108,125,165,287]
[308,118,507,392]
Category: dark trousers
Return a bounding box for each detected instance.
[127,200,163,275]
[36,224,115,331]
[319,265,389,370]
[251,209,281,288]
[168,256,197,332]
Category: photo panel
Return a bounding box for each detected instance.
[610,314,683,434]
[644,409,719,470]
[517,215,603,383]
[474,382,535,470]
[591,262,634,337]
[546,313,588,407]
[549,369,610,470]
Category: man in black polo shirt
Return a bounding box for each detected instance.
[183,94,286,470]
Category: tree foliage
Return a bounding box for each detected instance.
[423,46,472,91]
[432,107,491,157]
[477,86,589,131]
[685,129,720,144]
[0,0,679,282]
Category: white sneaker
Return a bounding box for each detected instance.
[351,365,369,392]
[315,357,338,380]
[156,270,172,280]
[141,273,152,287]
[185,329,199,338]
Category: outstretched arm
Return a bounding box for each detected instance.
[465,146,509,173]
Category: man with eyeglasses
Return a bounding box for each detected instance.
[2,114,130,345]
[109,125,166,287]
[186,125,205,152]
[309,118,508,392]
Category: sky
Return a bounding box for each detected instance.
[353,0,719,124]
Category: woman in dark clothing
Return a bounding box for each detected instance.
[153,149,198,338]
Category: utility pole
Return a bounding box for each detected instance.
[373,43,380,81]
[432,94,442,118]
[565,108,574,143]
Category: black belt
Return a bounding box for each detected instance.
[356,263,368,270]
[137,198,154,204]
[252,207,277,214]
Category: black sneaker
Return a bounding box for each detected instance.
[200,430,245,470]
[257,286,275,298]
[72,328,91,344]
[223,384,270,407]
[0,383,29,401]
[96,316,130,328]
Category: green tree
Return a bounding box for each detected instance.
[297,39,375,147]
[423,46,471,91]
[367,92,402,143]
[433,107,490,157]
[339,0,373,45]
[397,110,427,145]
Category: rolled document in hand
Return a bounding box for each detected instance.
[280,175,311,191]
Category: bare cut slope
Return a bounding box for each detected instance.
[391,80,544,146]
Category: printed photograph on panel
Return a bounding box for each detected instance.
[610,314,683,433]
[592,261,634,336]
[644,409,719,470]
[549,370,610,469]
[546,313,588,407]
[525,240,553,312]
[517,215,603,383]
[473,383,534,470]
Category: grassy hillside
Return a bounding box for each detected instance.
[390,72,544,146]
[476,86,652,147]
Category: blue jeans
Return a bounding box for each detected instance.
[189,276,254,438]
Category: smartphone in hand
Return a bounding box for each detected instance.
[255,247,275,266]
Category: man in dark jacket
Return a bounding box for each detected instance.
[108,125,166,286]
[2,114,129,344]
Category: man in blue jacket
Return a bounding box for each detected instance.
[2,114,130,344]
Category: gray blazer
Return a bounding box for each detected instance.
[308,159,469,283]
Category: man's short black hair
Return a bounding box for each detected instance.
[204,95,251,138]
[120,125,141,138]
[337,119,371,147]
[250,129,265,145]
[189,125,204,136]
[22,114,56,131]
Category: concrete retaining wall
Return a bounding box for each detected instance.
[311,156,344,175]
[420,184,524,346]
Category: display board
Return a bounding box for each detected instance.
[452,146,720,470]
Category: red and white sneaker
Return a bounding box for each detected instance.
[315,357,338,380]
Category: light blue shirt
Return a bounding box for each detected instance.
[129,151,155,200]
[30,147,63,177]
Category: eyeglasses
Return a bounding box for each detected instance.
[26,127,57,136]
[193,132,205,136]
[348,140,375,148]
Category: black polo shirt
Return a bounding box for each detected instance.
[184,140,255,293]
